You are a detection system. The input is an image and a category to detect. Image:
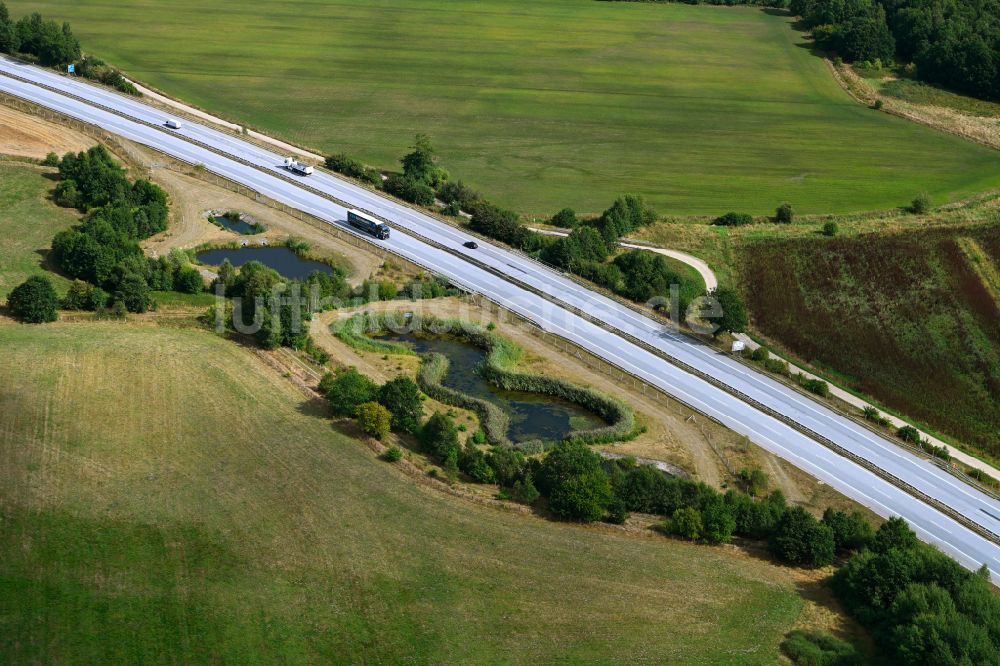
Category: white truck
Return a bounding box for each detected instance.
[164,119,182,130]
[283,157,314,176]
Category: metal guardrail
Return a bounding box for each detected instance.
[5,67,998,546]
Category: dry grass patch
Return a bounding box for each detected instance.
[0,320,849,663]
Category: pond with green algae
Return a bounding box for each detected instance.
[377,331,606,443]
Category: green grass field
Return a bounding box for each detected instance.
[13,0,1000,215]
[740,224,1000,459]
[0,322,815,663]
[0,164,76,298]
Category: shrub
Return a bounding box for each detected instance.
[510,476,540,504]
[115,273,153,312]
[61,279,107,311]
[612,249,686,303]
[700,497,736,544]
[896,425,920,443]
[175,265,204,294]
[713,211,754,227]
[822,221,838,237]
[468,201,535,250]
[910,193,931,214]
[781,630,862,666]
[799,377,830,398]
[487,446,528,488]
[710,286,749,336]
[42,151,59,166]
[419,411,461,466]
[383,174,435,207]
[436,180,481,209]
[378,376,424,434]
[731,489,787,539]
[547,470,613,522]
[6,275,58,323]
[775,202,795,224]
[768,506,835,567]
[550,207,579,228]
[286,237,310,254]
[822,508,873,553]
[324,368,379,417]
[604,498,629,524]
[667,506,703,540]
[535,440,603,496]
[738,467,769,497]
[458,442,495,483]
[383,446,403,462]
[356,402,391,439]
[763,357,790,375]
[749,345,770,362]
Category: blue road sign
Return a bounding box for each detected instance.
[67,64,75,74]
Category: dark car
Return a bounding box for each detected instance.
[463,241,479,249]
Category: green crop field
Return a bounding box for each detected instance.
[0,163,77,298]
[0,322,818,663]
[740,224,1000,459]
[13,0,1000,216]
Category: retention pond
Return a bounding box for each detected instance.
[196,247,335,280]
[377,332,606,443]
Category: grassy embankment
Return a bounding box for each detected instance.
[14,0,1000,215]
[0,322,819,663]
[0,163,77,298]
[739,223,1000,461]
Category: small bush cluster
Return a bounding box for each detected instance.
[797,376,831,398]
[775,202,795,224]
[712,211,754,227]
[862,406,892,428]
[324,153,382,186]
[73,56,139,96]
[781,630,862,666]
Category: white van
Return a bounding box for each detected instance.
[165,119,182,130]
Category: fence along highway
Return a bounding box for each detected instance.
[2,56,998,579]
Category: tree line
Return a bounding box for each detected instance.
[0,3,79,66]
[799,0,1000,101]
[626,0,999,101]
[653,0,1000,101]
[0,3,138,95]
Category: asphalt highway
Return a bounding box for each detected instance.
[2,57,998,579]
